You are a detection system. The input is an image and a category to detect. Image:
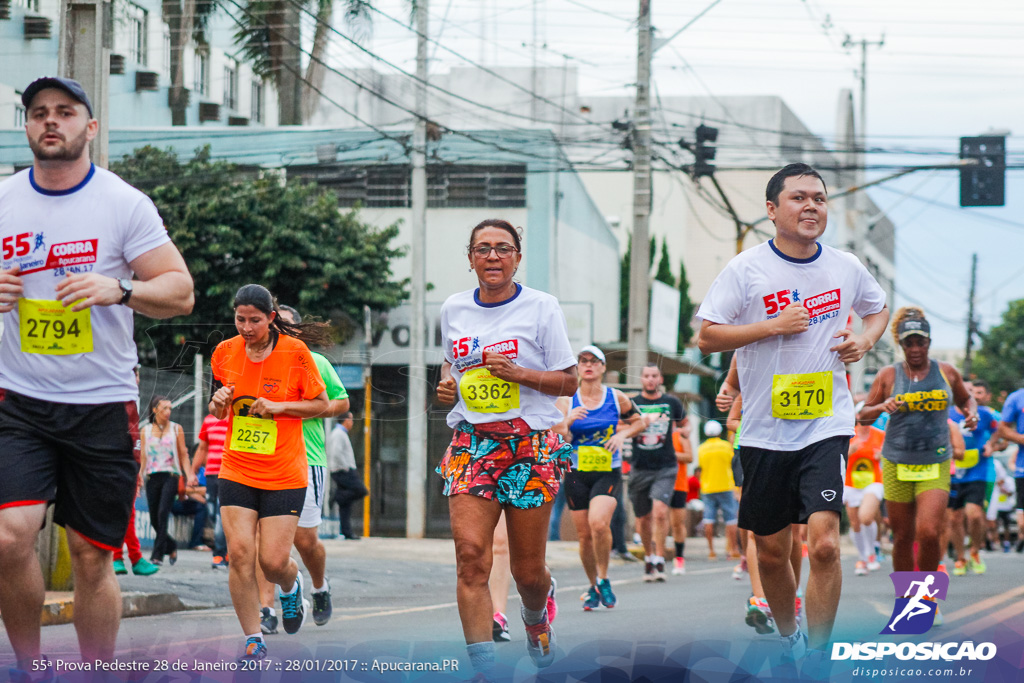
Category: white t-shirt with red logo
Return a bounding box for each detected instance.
[0,165,170,403]
[697,240,886,451]
[441,284,576,430]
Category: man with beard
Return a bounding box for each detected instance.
[0,77,193,677]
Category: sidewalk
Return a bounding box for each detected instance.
[22,532,858,627]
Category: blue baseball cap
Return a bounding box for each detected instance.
[22,77,93,117]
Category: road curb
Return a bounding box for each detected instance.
[38,592,187,627]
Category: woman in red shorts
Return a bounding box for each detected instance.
[435,219,577,676]
[209,284,329,661]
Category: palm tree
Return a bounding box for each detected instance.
[160,0,377,125]
[231,0,374,125]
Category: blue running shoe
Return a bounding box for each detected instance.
[279,573,309,635]
[582,585,600,611]
[239,636,268,662]
[597,578,616,608]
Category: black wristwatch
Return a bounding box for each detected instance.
[117,278,133,305]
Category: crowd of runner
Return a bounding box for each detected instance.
[2,76,1023,683]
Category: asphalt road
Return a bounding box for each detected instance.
[3,538,1024,682]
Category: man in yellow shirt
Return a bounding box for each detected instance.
[699,421,739,559]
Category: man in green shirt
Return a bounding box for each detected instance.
[257,306,350,633]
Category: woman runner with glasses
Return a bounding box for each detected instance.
[435,219,577,677]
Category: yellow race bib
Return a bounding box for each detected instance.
[851,464,876,491]
[958,448,980,470]
[459,367,520,413]
[19,299,92,355]
[229,415,278,455]
[577,445,613,472]
[897,463,940,482]
[771,372,833,420]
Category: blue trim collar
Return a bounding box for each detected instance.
[474,283,523,308]
[29,163,95,196]
[769,239,821,264]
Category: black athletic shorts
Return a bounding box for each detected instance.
[738,435,848,536]
[218,478,305,518]
[564,468,622,511]
[0,389,139,550]
[1017,477,1024,512]
[670,490,688,509]
[948,480,987,510]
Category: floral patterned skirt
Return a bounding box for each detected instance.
[435,418,573,509]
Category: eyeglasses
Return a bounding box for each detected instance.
[471,244,518,259]
[578,357,604,365]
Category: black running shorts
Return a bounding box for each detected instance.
[218,478,305,518]
[738,435,848,536]
[564,469,622,511]
[0,389,139,550]
[948,479,987,510]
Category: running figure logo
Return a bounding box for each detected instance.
[883,572,949,635]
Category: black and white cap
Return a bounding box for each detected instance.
[897,318,930,341]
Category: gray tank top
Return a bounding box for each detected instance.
[881,359,951,465]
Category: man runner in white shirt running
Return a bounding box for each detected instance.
[0,77,194,675]
[697,163,889,661]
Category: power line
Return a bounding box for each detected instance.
[219,0,603,169]
[353,0,606,128]
[281,0,586,130]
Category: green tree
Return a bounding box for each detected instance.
[971,298,1024,396]
[110,145,407,368]
[654,238,675,287]
[619,235,657,341]
[677,259,695,349]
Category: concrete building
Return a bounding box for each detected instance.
[0,0,278,128]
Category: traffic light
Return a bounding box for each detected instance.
[693,124,718,178]
[960,136,1005,207]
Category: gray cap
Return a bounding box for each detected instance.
[22,77,93,117]
[897,317,930,341]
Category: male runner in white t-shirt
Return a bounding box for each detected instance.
[0,77,194,675]
[697,163,889,662]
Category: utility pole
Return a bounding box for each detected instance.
[963,253,978,376]
[531,0,539,123]
[405,0,429,540]
[841,34,884,258]
[841,35,883,393]
[626,0,653,383]
[58,0,110,168]
[362,305,373,535]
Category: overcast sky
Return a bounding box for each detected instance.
[317,0,1024,350]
